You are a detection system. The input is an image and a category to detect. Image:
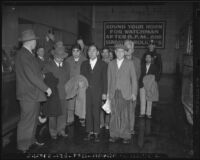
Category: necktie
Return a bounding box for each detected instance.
[59,63,62,68]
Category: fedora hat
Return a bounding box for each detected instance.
[52,46,68,59]
[114,43,128,51]
[19,29,39,42]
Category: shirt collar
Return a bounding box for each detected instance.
[38,56,44,61]
[90,57,97,64]
[117,58,124,63]
[23,45,33,55]
[54,60,63,67]
[74,57,79,62]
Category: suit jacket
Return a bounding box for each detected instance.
[15,47,48,102]
[107,59,138,100]
[142,51,162,81]
[43,59,70,99]
[132,56,141,80]
[80,58,107,99]
[139,63,159,88]
[36,57,46,71]
[43,72,62,116]
[66,55,87,78]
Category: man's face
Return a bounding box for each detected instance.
[148,44,155,52]
[37,48,45,57]
[72,48,81,59]
[101,49,109,59]
[49,33,55,41]
[124,41,134,56]
[145,55,152,63]
[77,39,84,48]
[31,40,37,50]
[88,46,98,60]
[115,48,125,60]
[109,51,114,60]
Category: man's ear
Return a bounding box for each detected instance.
[97,51,99,55]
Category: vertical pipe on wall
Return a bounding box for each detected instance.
[92,5,96,43]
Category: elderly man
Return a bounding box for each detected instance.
[124,40,141,135]
[107,43,137,144]
[15,29,52,153]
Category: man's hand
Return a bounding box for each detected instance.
[46,88,52,97]
[102,94,107,100]
[132,94,136,101]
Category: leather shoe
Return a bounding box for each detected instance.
[84,133,93,141]
[122,139,131,144]
[139,114,145,118]
[109,137,117,143]
[34,141,45,146]
[94,134,100,143]
[17,149,29,154]
[146,115,152,119]
[58,131,68,137]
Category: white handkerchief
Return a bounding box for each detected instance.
[102,99,111,114]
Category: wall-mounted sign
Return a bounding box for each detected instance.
[103,21,166,49]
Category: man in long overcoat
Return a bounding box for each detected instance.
[15,29,52,153]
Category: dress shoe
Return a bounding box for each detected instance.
[130,130,135,135]
[17,149,29,154]
[94,134,100,143]
[51,135,57,140]
[122,139,131,144]
[34,141,45,146]
[105,125,109,130]
[109,137,117,143]
[146,115,152,119]
[139,114,145,118]
[100,124,104,129]
[84,133,93,141]
[58,131,68,137]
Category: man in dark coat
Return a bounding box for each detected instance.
[36,46,46,71]
[141,39,162,81]
[80,44,107,142]
[15,29,52,153]
[43,42,70,139]
[43,30,55,61]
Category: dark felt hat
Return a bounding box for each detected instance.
[19,29,39,42]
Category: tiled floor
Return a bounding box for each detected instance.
[2,74,193,158]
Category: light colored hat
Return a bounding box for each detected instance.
[114,43,128,51]
[18,29,39,42]
[52,46,68,59]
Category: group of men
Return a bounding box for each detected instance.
[15,29,162,153]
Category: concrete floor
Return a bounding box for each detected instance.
[2,74,193,158]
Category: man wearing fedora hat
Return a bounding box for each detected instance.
[107,43,137,144]
[43,42,70,139]
[15,29,52,153]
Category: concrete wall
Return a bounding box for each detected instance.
[94,3,193,73]
[2,5,92,53]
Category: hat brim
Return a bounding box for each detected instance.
[18,37,39,42]
[52,50,68,59]
[115,47,128,51]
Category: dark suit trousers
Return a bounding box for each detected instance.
[17,101,40,151]
[86,89,101,134]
